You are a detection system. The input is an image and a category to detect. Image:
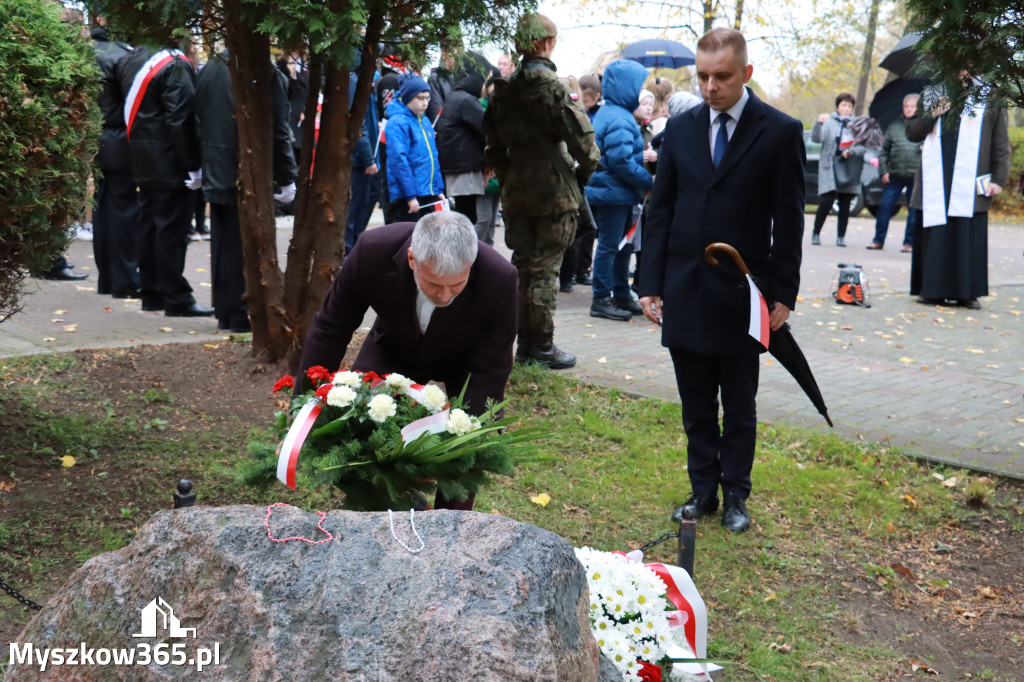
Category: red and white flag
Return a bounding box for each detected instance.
[419,198,450,212]
[123,49,187,140]
[746,274,770,350]
[276,399,323,489]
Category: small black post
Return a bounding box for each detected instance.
[677,507,696,578]
[173,479,196,508]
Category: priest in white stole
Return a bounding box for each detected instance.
[905,86,1010,309]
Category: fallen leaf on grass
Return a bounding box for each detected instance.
[203,344,220,349]
[530,493,551,507]
[767,641,791,654]
[54,309,67,315]
[764,590,777,602]
[899,356,914,363]
[891,562,916,581]
[911,660,938,675]
[59,455,76,468]
[51,318,64,323]
[596,357,607,363]
[0,480,14,492]
[62,324,77,332]
[43,337,57,342]
[104,307,112,313]
[964,348,984,354]
[941,476,958,488]
[159,327,173,333]
[903,494,918,509]
[978,586,998,599]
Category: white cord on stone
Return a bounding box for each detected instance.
[388,509,425,554]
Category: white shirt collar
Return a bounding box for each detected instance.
[414,287,435,335]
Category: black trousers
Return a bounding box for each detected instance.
[812,191,856,238]
[137,185,195,310]
[210,202,246,325]
[92,168,140,295]
[669,349,760,499]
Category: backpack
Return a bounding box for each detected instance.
[831,263,870,307]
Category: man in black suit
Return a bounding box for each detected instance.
[298,212,518,509]
[639,28,805,532]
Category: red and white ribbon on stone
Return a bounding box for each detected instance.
[400,384,449,444]
[123,49,186,139]
[276,399,323,489]
[746,274,770,350]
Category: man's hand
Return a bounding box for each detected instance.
[881,173,890,184]
[769,302,791,332]
[407,198,420,214]
[365,164,378,175]
[987,182,1003,197]
[639,295,662,325]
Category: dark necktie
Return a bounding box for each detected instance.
[712,112,730,168]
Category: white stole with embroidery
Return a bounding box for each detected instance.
[920,97,985,228]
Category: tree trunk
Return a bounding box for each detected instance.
[703,0,715,34]
[734,0,744,30]
[222,1,291,363]
[855,0,882,116]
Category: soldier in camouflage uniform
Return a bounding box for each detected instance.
[484,13,600,370]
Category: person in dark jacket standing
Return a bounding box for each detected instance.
[585,59,653,321]
[346,68,380,254]
[436,63,496,242]
[120,44,211,317]
[90,23,140,298]
[194,52,297,332]
[867,93,921,251]
[484,13,601,370]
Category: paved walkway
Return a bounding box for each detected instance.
[2,212,1023,478]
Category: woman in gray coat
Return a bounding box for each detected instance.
[810,92,867,247]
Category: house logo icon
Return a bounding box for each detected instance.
[132,597,197,639]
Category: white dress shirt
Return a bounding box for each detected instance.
[708,87,750,157]
[415,288,435,334]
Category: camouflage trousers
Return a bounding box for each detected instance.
[504,210,577,345]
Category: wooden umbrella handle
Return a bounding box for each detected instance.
[704,242,751,276]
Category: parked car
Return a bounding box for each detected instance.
[803,130,892,217]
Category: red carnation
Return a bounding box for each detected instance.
[314,384,332,400]
[637,662,662,682]
[272,375,295,393]
[362,371,381,384]
[306,365,332,383]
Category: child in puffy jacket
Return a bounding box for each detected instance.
[385,75,445,222]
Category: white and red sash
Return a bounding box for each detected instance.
[123,49,186,139]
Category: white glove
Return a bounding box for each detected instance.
[185,170,203,190]
[274,182,296,203]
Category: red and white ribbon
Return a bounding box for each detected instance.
[400,410,450,443]
[123,49,186,139]
[746,274,770,350]
[276,399,323,489]
[618,213,641,251]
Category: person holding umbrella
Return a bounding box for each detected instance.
[638,28,805,533]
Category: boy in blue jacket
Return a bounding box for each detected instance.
[385,75,445,222]
[585,60,654,321]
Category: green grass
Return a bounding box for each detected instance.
[0,352,1020,680]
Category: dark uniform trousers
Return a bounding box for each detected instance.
[209,202,246,326]
[670,349,760,500]
[137,185,196,310]
[92,168,140,295]
[503,211,576,344]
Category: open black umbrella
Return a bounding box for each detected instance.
[620,39,695,69]
[879,32,932,79]
[704,243,834,427]
[868,77,930,131]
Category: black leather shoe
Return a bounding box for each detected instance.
[590,296,632,321]
[916,296,943,305]
[614,296,643,315]
[165,303,215,317]
[141,299,164,312]
[559,281,573,293]
[40,267,88,281]
[671,492,719,522]
[522,342,576,370]
[576,273,593,286]
[229,316,252,333]
[957,298,981,310]
[721,493,751,533]
[111,288,141,299]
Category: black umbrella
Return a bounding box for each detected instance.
[868,77,930,131]
[704,243,834,427]
[879,32,932,79]
[620,38,695,69]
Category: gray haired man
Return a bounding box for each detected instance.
[299,214,519,510]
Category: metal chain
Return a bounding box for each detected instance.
[0,575,43,611]
[637,532,679,555]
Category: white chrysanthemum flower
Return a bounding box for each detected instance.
[385,372,413,390]
[332,371,362,388]
[446,408,479,435]
[366,393,397,423]
[419,384,447,412]
[326,385,357,408]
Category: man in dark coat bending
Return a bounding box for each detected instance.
[298,212,519,509]
[638,28,805,532]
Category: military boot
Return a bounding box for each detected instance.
[524,342,576,370]
[514,337,534,365]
